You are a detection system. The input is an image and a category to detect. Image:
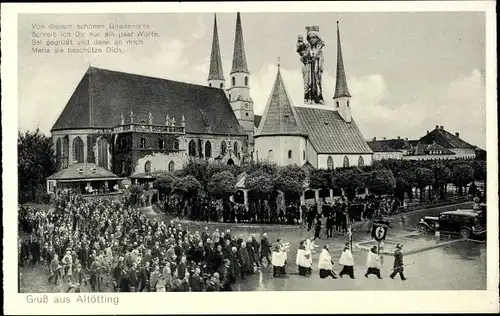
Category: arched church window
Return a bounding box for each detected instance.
[56,138,62,169]
[158,138,165,150]
[268,150,274,159]
[358,156,364,167]
[209,83,212,87]
[221,141,227,156]
[188,140,197,157]
[347,100,350,107]
[303,150,306,161]
[343,156,349,168]
[144,161,152,173]
[73,137,84,163]
[245,76,248,86]
[61,137,69,169]
[336,101,339,108]
[288,150,293,159]
[97,137,109,169]
[232,77,236,87]
[205,141,212,158]
[168,161,175,172]
[327,156,334,170]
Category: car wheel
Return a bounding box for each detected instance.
[417,224,428,233]
[460,228,471,239]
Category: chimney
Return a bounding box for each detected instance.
[455,132,459,137]
[427,130,429,134]
[373,137,376,141]
[383,137,387,140]
[397,136,400,139]
[405,137,408,140]
[435,125,439,129]
[440,125,444,130]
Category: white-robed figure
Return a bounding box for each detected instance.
[304,238,318,268]
[338,242,355,279]
[296,240,312,276]
[272,239,289,277]
[318,245,337,279]
[364,245,383,279]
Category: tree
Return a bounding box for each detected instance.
[365,169,396,196]
[432,163,452,199]
[245,160,279,176]
[273,165,305,198]
[172,175,201,206]
[309,169,332,190]
[153,173,178,204]
[18,129,56,203]
[451,164,474,195]
[334,168,365,201]
[414,167,434,202]
[245,170,275,221]
[208,171,237,199]
[178,158,209,190]
[472,160,486,182]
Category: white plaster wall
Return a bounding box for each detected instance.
[373,151,403,160]
[450,148,476,159]
[134,151,186,175]
[306,139,318,167]
[254,135,308,166]
[317,153,373,169]
[403,154,457,161]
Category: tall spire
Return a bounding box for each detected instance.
[333,21,351,99]
[208,13,224,81]
[256,67,305,136]
[230,12,249,74]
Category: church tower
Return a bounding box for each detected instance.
[229,12,255,147]
[333,22,352,123]
[207,14,225,89]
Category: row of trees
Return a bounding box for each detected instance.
[136,157,485,212]
[18,128,486,206]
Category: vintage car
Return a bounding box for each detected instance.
[417,209,486,239]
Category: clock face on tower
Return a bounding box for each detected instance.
[244,102,250,110]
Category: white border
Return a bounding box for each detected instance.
[2,1,498,314]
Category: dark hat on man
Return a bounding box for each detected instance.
[396,243,403,249]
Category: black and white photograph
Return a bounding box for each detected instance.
[2,1,498,314]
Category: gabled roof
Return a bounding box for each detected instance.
[419,127,475,149]
[47,163,119,181]
[366,140,401,153]
[51,67,245,136]
[409,143,455,156]
[208,14,225,81]
[255,68,307,137]
[294,107,372,154]
[230,12,249,74]
[368,138,415,151]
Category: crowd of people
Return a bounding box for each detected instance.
[18,194,277,292]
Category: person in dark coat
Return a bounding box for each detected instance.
[313,218,322,240]
[193,242,205,266]
[389,243,407,280]
[119,267,131,292]
[190,267,204,292]
[326,213,334,238]
[259,233,272,266]
[220,259,233,291]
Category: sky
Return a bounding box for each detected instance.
[18,12,486,148]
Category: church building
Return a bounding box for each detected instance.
[254,23,373,169]
[49,13,255,184]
